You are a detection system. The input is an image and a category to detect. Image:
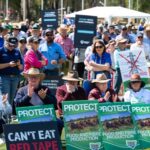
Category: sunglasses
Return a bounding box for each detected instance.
[95,45,103,49]
[138,36,143,39]
[20,41,27,44]
[131,81,141,84]
[9,44,15,48]
[46,34,53,37]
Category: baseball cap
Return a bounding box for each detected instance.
[7,36,18,45]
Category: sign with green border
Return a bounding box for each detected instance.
[62,100,103,150]
[98,102,140,150]
[132,104,150,149]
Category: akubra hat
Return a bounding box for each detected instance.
[57,24,70,33]
[23,68,45,80]
[92,73,111,83]
[62,71,82,81]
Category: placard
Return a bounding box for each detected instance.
[16,105,56,123]
[132,104,150,149]
[4,121,61,150]
[118,49,150,91]
[98,102,140,150]
[74,15,97,48]
[42,9,58,30]
[42,76,64,95]
[62,100,103,150]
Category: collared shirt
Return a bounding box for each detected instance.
[39,42,66,70]
[54,35,74,57]
[0,47,23,75]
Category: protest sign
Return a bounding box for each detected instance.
[4,121,61,150]
[74,15,97,48]
[98,102,140,150]
[118,49,150,91]
[62,100,103,150]
[132,104,150,149]
[42,76,64,95]
[42,9,58,30]
[16,105,56,123]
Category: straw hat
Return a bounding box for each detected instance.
[23,68,45,80]
[92,73,111,83]
[116,38,127,44]
[62,71,82,81]
[57,24,70,33]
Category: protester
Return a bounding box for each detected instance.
[88,73,119,102]
[54,24,74,73]
[84,40,111,82]
[14,68,63,134]
[39,29,66,77]
[114,38,129,94]
[0,36,23,105]
[24,36,48,72]
[124,74,150,103]
[18,37,28,58]
[56,71,87,116]
[130,32,150,60]
[143,26,150,49]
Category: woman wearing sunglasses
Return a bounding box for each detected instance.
[84,40,111,87]
[124,74,150,104]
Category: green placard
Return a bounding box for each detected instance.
[98,102,140,150]
[132,104,150,149]
[62,100,103,150]
[16,105,56,123]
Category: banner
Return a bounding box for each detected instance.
[42,75,64,95]
[16,105,56,123]
[42,9,58,30]
[98,102,140,150]
[74,15,97,48]
[4,121,61,150]
[118,49,150,91]
[132,104,150,149]
[62,100,103,150]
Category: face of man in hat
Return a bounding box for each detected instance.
[60,28,67,38]
[66,80,78,93]
[45,31,54,43]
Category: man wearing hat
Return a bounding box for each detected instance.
[116,25,134,47]
[39,29,66,77]
[56,71,87,116]
[14,67,63,134]
[130,32,150,60]
[54,24,74,74]
[88,73,119,102]
[0,36,23,105]
[11,24,27,40]
[124,74,150,104]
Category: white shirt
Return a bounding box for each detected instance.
[124,88,150,104]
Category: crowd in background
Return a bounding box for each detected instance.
[0,16,150,138]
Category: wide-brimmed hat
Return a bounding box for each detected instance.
[57,24,70,33]
[13,25,20,30]
[62,71,82,81]
[116,38,127,44]
[23,68,45,80]
[128,74,145,88]
[92,73,111,83]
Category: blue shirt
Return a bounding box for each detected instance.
[0,36,4,48]
[0,47,23,75]
[90,52,112,78]
[39,42,66,70]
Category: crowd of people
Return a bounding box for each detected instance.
[0,17,150,139]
